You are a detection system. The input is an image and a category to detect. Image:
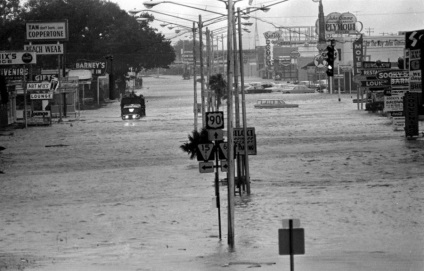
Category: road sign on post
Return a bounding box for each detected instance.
[278,219,305,271]
[205,111,224,130]
[197,143,214,161]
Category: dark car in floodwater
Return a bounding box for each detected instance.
[120,94,146,120]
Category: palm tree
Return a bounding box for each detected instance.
[209,73,227,109]
[180,128,212,159]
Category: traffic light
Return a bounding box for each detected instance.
[397,57,404,69]
[326,45,335,77]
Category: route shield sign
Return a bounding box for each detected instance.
[205,111,224,129]
[196,143,215,161]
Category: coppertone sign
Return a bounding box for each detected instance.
[26,21,69,41]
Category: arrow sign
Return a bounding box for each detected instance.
[197,143,215,161]
[220,160,228,172]
[199,162,214,173]
[208,129,224,141]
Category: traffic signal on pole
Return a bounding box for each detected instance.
[326,45,334,77]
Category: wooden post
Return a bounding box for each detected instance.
[199,15,205,128]
[226,0,235,247]
[193,22,198,131]
[214,142,222,240]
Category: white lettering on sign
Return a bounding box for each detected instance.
[205,111,224,129]
[30,93,53,99]
[26,22,68,41]
[24,44,64,55]
[27,82,51,90]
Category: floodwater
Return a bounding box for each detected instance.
[0,75,423,271]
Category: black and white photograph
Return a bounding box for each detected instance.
[1,0,423,270]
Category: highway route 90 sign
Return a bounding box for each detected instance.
[205,111,224,130]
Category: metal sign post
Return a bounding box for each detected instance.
[278,219,305,271]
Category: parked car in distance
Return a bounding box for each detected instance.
[245,82,272,94]
[254,99,299,109]
[264,84,286,92]
[281,85,317,94]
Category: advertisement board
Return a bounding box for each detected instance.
[26,21,69,41]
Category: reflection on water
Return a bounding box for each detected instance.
[124,121,137,127]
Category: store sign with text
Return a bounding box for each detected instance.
[317,12,363,36]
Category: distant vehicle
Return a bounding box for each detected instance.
[281,85,317,94]
[245,82,272,94]
[254,99,299,109]
[120,93,146,120]
[265,84,287,92]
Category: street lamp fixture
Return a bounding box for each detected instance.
[143,1,226,16]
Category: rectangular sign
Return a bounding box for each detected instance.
[24,44,64,55]
[362,61,391,69]
[27,82,51,90]
[384,96,403,112]
[392,117,405,131]
[0,51,36,65]
[75,61,107,76]
[199,162,214,173]
[0,67,28,81]
[278,228,305,255]
[26,21,68,41]
[233,127,257,155]
[30,93,53,99]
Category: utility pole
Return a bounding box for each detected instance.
[192,22,198,131]
[226,0,235,248]
[365,27,374,36]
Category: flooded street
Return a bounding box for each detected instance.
[0,75,423,271]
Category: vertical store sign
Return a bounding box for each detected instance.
[263,31,282,70]
[405,30,424,103]
[352,35,363,77]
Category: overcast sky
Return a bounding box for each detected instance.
[111,0,424,46]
